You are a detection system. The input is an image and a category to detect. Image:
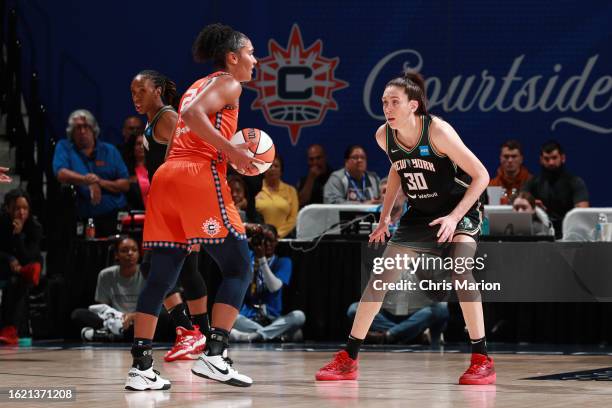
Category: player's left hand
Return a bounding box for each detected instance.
[429,214,460,243]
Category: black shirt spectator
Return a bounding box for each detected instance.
[0,189,43,344]
[522,140,589,237]
[297,144,332,207]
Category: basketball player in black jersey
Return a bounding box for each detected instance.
[316,72,495,385]
[130,70,209,361]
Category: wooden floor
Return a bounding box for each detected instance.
[1,345,611,408]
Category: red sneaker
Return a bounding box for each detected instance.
[315,350,359,381]
[0,326,18,345]
[164,326,206,362]
[459,353,496,385]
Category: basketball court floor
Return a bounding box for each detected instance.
[1,342,611,407]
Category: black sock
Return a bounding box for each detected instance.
[169,303,194,330]
[131,338,153,370]
[191,313,210,337]
[205,328,229,356]
[344,335,363,360]
[470,336,488,356]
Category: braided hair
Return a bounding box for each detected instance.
[136,70,178,110]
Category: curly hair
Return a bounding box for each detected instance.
[192,23,248,68]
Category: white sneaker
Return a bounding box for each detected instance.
[125,366,171,391]
[191,351,252,387]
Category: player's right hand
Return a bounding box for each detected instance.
[227,142,265,174]
[369,216,391,244]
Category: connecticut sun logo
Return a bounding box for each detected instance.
[202,217,221,237]
[246,24,348,145]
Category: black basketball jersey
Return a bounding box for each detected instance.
[386,114,469,216]
[143,105,175,181]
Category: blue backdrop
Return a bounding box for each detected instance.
[11,0,612,204]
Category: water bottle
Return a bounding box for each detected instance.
[85,218,96,239]
[595,213,608,241]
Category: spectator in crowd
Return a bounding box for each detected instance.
[297,144,333,207]
[256,156,299,238]
[324,145,381,204]
[0,189,43,345]
[522,140,589,237]
[121,115,145,146]
[230,225,305,342]
[71,236,172,341]
[512,191,552,236]
[228,175,264,223]
[53,109,130,237]
[489,139,532,197]
[347,269,449,346]
[122,133,148,210]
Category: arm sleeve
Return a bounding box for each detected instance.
[323,173,347,204]
[259,258,283,293]
[570,176,589,204]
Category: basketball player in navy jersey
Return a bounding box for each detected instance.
[130,70,209,362]
[316,72,495,385]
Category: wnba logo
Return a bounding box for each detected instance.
[246,24,348,145]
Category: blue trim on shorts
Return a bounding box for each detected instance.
[210,161,247,242]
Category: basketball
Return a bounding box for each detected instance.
[229,128,276,176]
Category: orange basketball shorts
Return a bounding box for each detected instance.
[143,160,246,249]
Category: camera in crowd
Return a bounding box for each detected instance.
[246,223,265,249]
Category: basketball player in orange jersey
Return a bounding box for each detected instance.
[316,72,496,385]
[125,23,261,391]
[130,70,208,362]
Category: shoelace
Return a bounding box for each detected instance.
[465,359,486,374]
[176,334,194,347]
[223,356,234,366]
[153,369,161,375]
[322,353,345,371]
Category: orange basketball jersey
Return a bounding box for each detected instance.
[142,71,246,248]
[167,71,239,163]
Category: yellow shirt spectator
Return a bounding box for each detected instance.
[255,157,298,238]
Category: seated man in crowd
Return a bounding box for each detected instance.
[71,236,173,341]
[53,109,130,237]
[0,189,43,345]
[230,225,305,342]
[347,269,449,346]
[297,144,333,207]
[522,140,589,237]
[489,139,532,198]
[324,145,381,204]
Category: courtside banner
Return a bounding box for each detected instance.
[360,242,612,302]
[18,1,612,203]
